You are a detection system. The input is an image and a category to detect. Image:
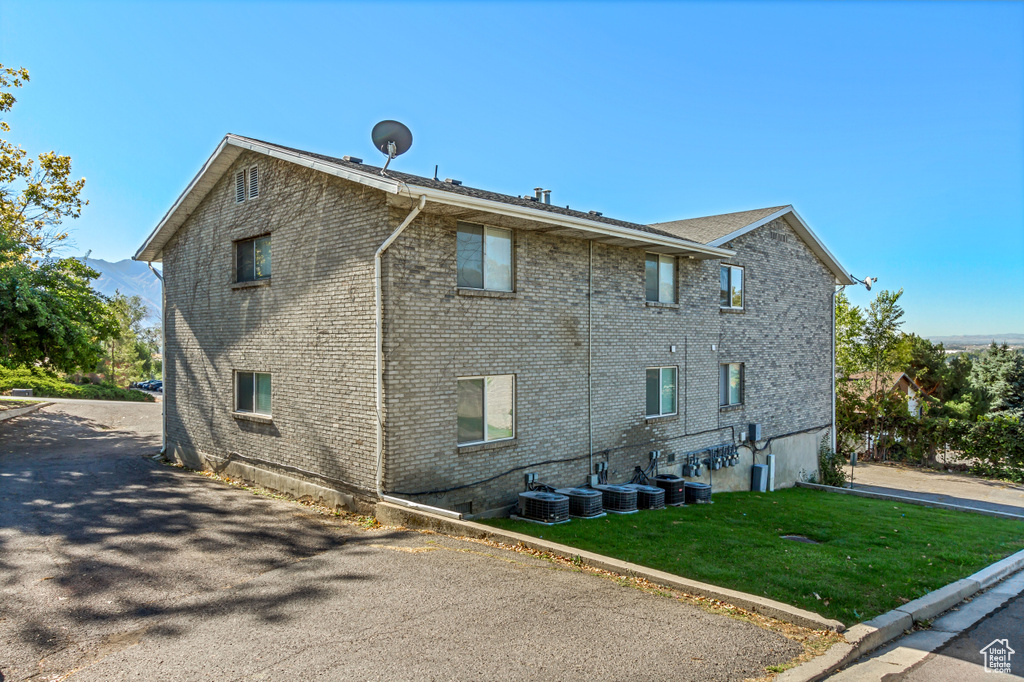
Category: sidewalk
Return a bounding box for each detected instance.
[849,462,1024,517]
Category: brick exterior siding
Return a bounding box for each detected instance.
[162,153,834,514]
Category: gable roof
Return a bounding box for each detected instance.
[134,134,735,263]
[651,205,856,285]
[847,371,924,399]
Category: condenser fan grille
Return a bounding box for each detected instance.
[654,475,687,505]
[555,488,604,517]
[625,484,666,510]
[593,484,638,513]
[518,491,570,523]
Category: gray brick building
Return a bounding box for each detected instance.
[135,135,855,517]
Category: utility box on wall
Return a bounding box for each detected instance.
[751,464,768,493]
[748,423,762,442]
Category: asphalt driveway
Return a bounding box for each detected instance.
[1,401,806,681]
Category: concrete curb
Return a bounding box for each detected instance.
[795,481,1024,520]
[375,501,845,632]
[0,401,52,422]
[779,548,1024,681]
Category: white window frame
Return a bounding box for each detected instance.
[719,362,744,407]
[645,253,677,303]
[646,366,678,418]
[235,370,272,416]
[235,234,271,283]
[235,165,260,204]
[720,264,744,310]
[456,222,514,292]
[457,374,516,446]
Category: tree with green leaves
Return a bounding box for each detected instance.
[0,63,110,373]
[103,292,149,386]
[970,343,1024,417]
[862,289,908,459]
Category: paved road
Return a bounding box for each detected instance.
[0,401,805,681]
[896,592,1024,680]
[850,463,1024,517]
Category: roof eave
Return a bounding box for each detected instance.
[135,135,735,263]
[707,206,856,285]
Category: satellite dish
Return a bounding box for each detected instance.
[371,120,412,175]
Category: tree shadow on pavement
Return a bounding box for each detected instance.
[0,408,401,681]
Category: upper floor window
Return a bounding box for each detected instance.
[646,366,677,417]
[236,235,271,282]
[457,374,515,445]
[720,265,743,309]
[235,165,259,203]
[719,363,744,407]
[646,254,676,303]
[236,371,272,416]
[457,222,513,291]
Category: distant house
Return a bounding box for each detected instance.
[848,371,925,417]
[134,134,855,517]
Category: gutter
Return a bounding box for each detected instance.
[147,262,167,456]
[373,195,462,520]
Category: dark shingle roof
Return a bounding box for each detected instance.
[232,135,704,245]
[650,206,790,245]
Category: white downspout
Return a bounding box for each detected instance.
[373,196,461,520]
[147,262,167,456]
[588,240,593,477]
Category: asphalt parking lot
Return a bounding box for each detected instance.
[1,401,810,681]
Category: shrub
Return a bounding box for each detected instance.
[817,435,848,487]
[0,366,154,402]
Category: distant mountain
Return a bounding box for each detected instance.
[84,258,162,327]
[928,333,1024,347]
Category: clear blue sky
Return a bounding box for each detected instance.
[1,1,1021,337]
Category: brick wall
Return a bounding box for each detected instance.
[382,214,834,513]
[163,153,388,496]
[163,156,834,514]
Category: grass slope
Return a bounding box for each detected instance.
[484,487,1024,625]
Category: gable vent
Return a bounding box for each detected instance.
[235,171,246,203]
[248,165,259,198]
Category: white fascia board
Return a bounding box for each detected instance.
[225,136,400,194]
[135,133,734,262]
[134,137,235,262]
[708,205,856,285]
[398,184,735,259]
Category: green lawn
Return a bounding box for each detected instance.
[483,487,1024,625]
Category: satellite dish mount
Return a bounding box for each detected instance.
[371,120,413,176]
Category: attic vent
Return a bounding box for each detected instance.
[444,178,462,186]
[248,165,259,198]
[343,156,363,164]
[235,165,259,203]
[589,211,603,217]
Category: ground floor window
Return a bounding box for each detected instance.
[646,366,677,417]
[236,371,271,415]
[719,363,744,407]
[457,374,515,445]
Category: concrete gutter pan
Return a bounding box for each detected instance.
[779,550,1024,681]
[0,401,52,422]
[795,481,1024,521]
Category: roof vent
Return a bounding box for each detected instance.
[444,178,462,186]
[534,187,551,204]
[523,195,538,201]
[343,156,363,164]
[589,210,603,217]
